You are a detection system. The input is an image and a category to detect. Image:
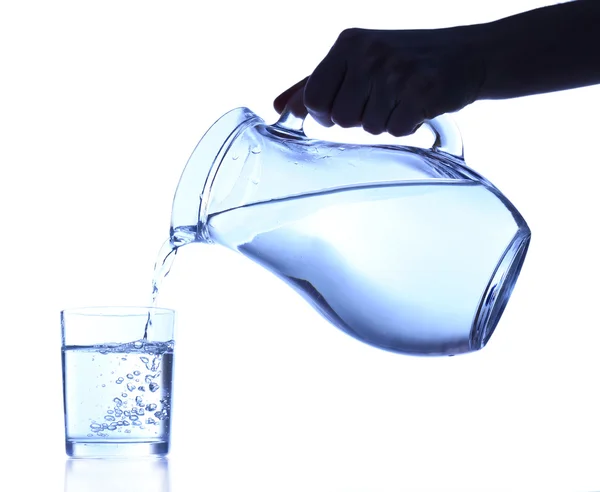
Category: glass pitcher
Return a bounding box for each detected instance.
[170,107,531,356]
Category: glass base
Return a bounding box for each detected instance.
[66,440,169,458]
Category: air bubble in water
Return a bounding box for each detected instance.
[146,403,157,411]
[113,397,122,406]
[133,370,141,376]
[145,375,154,383]
[114,409,123,417]
[146,418,156,425]
[134,341,143,349]
[251,145,261,154]
[104,415,115,421]
[130,415,139,421]
[138,386,145,391]
[107,409,114,414]
[90,423,102,431]
[121,393,127,398]
[116,377,124,384]
[136,396,144,406]
[127,383,136,392]
[149,382,160,392]
[126,373,134,379]
[107,424,117,430]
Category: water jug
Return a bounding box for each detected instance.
[170,106,531,356]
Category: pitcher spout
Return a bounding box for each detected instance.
[170,107,263,244]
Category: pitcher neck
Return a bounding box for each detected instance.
[170,108,263,243]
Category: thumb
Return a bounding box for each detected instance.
[273,76,309,114]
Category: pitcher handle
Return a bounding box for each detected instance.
[274,96,464,159]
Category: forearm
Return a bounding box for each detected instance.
[476,0,600,100]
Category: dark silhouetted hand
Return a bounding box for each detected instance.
[274,27,486,137]
[275,1,600,137]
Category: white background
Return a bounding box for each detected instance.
[2,0,600,491]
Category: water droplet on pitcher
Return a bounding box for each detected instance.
[232,154,239,160]
[251,178,259,185]
[251,145,261,154]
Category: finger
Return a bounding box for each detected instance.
[304,56,346,128]
[361,79,398,135]
[386,97,427,137]
[386,69,438,137]
[286,87,309,118]
[330,67,370,128]
[274,76,309,114]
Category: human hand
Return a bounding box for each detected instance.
[274,27,486,136]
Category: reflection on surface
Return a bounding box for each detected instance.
[64,457,170,492]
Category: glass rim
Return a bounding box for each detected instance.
[61,306,176,317]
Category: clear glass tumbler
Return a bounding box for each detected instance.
[61,307,175,458]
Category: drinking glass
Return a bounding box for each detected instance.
[61,306,175,458]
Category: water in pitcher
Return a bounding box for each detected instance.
[163,179,524,355]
